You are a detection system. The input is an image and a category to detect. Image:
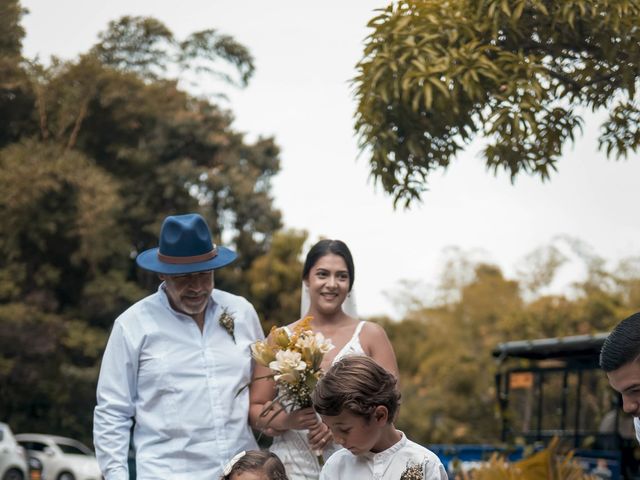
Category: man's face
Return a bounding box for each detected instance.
[607,359,640,416]
[159,271,214,318]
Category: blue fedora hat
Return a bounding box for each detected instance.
[136,213,237,274]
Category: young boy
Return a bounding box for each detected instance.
[312,355,448,479]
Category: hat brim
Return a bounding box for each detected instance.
[136,246,237,274]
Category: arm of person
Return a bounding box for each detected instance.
[93,322,137,480]
[362,321,400,379]
[248,362,286,435]
[306,419,332,452]
[249,359,322,434]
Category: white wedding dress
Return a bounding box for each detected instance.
[269,321,367,480]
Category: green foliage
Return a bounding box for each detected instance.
[0,0,33,148]
[247,230,308,332]
[0,4,283,445]
[354,0,640,206]
[0,302,104,440]
[92,15,255,86]
[0,0,25,58]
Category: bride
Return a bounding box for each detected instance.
[249,239,399,479]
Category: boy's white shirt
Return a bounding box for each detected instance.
[319,432,448,480]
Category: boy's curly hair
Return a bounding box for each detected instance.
[311,355,400,422]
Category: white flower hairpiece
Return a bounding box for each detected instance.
[223,450,246,476]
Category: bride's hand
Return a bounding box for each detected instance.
[307,421,332,452]
[284,407,320,430]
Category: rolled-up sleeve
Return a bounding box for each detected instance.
[94,321,137,480]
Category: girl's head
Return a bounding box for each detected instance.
[220,450,288,480]
[302,239,355,292]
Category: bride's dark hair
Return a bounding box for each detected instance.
[302,239,355,291]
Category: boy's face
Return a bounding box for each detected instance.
[320,407,388,455]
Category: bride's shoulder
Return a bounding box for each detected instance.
[359,321,391,341]
[277,318,306,334]
[287,317,306,328]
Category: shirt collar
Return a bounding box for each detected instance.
[364,431,406,461]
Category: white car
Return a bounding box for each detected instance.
[14,434,100,480]
[0,422,29,480]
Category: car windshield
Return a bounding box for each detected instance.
[55,441,92,456]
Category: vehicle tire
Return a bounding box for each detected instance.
[2,469,24,480]
[57,473,75,480]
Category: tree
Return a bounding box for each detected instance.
[91,15,255,87]
[0,7,283,443]
[0,0,34,148]
[246,229,308,332]
[382,241,640,445]
[354,0,640,206]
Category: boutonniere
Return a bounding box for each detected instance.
[400,462,424,480]
[219,307,236,343]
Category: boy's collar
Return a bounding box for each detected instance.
[364,430,406,459]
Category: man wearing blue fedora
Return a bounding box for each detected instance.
[93,213,265,480]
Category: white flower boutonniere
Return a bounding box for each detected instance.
[219,307,236,343]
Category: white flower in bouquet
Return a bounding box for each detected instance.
[269,350,307,383]
[296,331,334,371]
[251,341,276,366]
[242,316,335,466]
[295,331,333,353]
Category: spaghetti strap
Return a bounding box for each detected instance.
[351,320,366,340]
[332,321,367,365]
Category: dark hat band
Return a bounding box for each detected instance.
[157,246,218,265]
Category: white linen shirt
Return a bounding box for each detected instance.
[635,417,640,444]
[319,432,448,480]
[93,286,264,480]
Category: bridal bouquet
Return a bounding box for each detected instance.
[251,316,334,410]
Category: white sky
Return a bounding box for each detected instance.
[20,1,640,319]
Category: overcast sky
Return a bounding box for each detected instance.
[20,1,640,319]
